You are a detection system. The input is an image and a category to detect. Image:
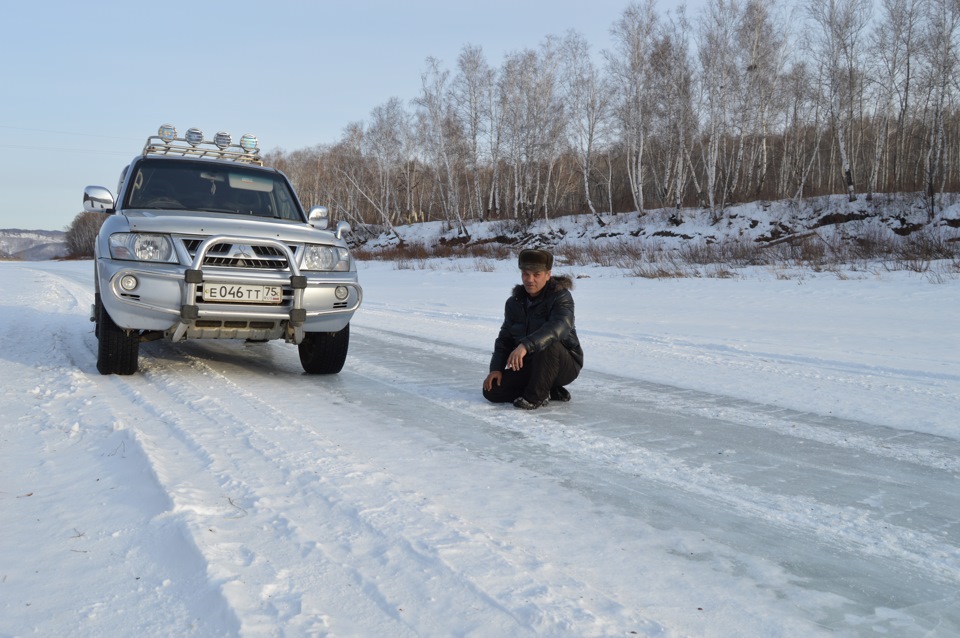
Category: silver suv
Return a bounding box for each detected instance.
[84,125,362,375]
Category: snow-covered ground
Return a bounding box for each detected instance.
[2,258,958,637]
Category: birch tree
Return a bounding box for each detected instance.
[451,45,494,220]
[607,0,659,214]
[697,0,741,212]
[735,0,790,199]
[499,42,565,224]
[805,0,873,202]
[777,61,829,199]
[335,120,406,243]
[560,30,612,218]
[535,37,568,221]
[416,57,468,235]
[367,98,412,225]
[650,8,695,213]
[867,0,925,196]
[485,60,507,220]
[920,0,960,213]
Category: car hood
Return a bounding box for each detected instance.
[121,209,343,245]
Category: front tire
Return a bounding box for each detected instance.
[96,293,140,375]
[298,324,350,374]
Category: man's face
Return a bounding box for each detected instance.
[521,268,551,297]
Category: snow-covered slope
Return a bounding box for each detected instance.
[361,193,960,255]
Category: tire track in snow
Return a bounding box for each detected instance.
[583,328,960,434]
[140,342,667,636]
[354,325,960,472]
[10,265,673,636]
[55,331,650,636]
[361,299,960,407]
[6,266,242,636]
[346,328,960,608]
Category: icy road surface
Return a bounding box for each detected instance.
[2,260,959,637]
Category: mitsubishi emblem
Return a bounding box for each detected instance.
[229,244,254,265]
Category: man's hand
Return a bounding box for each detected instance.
[506,343,528,372]
[483,370,502,392]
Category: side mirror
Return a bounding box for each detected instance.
[335,220,351,240]
[307,206,329,229]
[83,186,115,213]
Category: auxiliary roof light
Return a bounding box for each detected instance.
[213,131,232,149]
[158,124,177,143]
[185,127,204,146]
[239,133,259,153]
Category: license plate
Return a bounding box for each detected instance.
[202,283,283,304]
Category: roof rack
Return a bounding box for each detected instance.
[142,125,263,166]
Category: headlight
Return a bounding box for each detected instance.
[302,245,351,271]
[109,233,176,262]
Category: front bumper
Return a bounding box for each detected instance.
[97,235,361,343]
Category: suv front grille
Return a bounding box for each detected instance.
[181,238,298,269]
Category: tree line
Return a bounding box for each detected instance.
[65,0,960,256]
[260,0,960,239]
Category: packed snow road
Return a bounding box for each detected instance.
[2,260,959,637]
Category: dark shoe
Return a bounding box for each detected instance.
[513,396,549,410]
[549,386,571,402]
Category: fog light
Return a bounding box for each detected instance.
[119,275,138,291]
[334,286,348,301]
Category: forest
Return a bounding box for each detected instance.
[259,0,960,237]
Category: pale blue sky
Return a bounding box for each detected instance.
[1,0,699,231]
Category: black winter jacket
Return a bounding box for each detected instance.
[489,275,584,372]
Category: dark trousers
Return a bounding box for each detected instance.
[483,341,581,404]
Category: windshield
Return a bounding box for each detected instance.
[125,159,304,221]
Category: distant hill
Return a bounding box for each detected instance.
[0,229,69,261]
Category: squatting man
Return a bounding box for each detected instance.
[482,249,584,409]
